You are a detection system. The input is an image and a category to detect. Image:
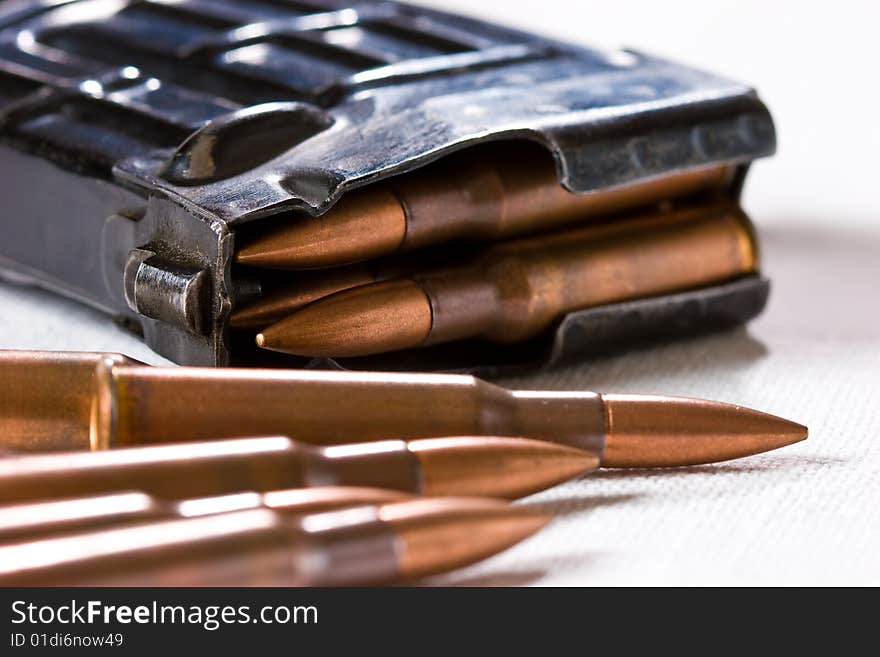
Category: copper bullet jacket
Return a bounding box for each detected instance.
[378,497,550,580]
[0,486,411,542]
[237,186,408,270]
[0,350,807,466]
[0,435,598,504]
[255,201,757,357]
[255,277,434,355]
[230,250,450,331]
[236,141,734,270]
[230,265,379,330]
[0,498,551,586]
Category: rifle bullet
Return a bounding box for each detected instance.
[235,145,733,269]
[230,265,378,330]
[230,243,449,331]
[0,497,551,586]
[255,202,756,357]
[0,435,598,504]
[0,486,411,542]
[0,350,807,466]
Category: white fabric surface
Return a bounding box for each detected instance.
[1,1,878,585]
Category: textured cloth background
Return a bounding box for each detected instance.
[1,1,878,585]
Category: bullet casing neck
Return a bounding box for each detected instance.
[315,441,423,494]
[299,508,400,586]
[508,391,606,457]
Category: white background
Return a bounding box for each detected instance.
[1,1,878,585]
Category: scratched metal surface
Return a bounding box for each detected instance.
[0,0,774,216]
[0,0,774,367]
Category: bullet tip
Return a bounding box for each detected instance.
[411,436,600,499]
[380,498,552,580]
[254,333,266,348]
[255,279,432,358]
[601,394,809,467]
[234,187,407,269]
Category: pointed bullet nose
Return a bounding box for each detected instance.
[235,187,407,269]
[410,436,600,499]
[379,497,552,579]
[230,268,378,330]
[255,279,433,357]
[602,394,808,467]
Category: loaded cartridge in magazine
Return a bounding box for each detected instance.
[0,0,775,370]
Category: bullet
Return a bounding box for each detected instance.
[0,497,551,586]
[230,265,379,330]
[0,486,411,542]
[0,350,807,466]
[255,201,757,357]
[0,435,598,504]
[230,245,450,331]
[235,143,734,269]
